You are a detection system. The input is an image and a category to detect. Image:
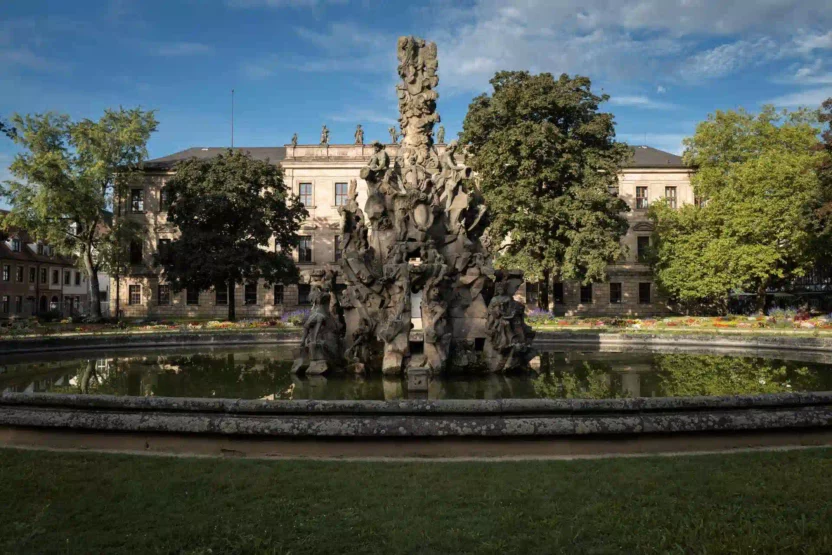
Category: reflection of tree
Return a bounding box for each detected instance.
[645,354,832,397]
[532,358,627,400]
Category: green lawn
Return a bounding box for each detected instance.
[2,448,832,554]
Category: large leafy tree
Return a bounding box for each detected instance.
[1,108,157,320]
[650,106,823,313]
[0,118,16,139]
[461,71,630,308]
[162,150,306,321]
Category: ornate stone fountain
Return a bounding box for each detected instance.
[292,36,536,379]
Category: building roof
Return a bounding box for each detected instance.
[142,147,287,171]
[0,210,77,266]
[143,144,686,171]
[625,145,686,169]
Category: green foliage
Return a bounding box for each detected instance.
[460,71,630,283]
[162,150,306,320]
[651,106,824,311]
[0,108,157,318]
[0,118,15,139]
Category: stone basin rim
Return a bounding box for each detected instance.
[3,391,832,415]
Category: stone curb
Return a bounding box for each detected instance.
[2,392,831,437]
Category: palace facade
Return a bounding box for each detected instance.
[116,143,692,318]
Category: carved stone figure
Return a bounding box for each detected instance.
[437,126,445,144]
[291,133,298,147]
[293,35,535,379]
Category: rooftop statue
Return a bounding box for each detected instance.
[320,124,329,145]
[355,124,364,145]
[292,36,536,379]
[291,133,298,147]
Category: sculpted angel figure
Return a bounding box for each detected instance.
[354,124,364,145]
[320,125,330,145]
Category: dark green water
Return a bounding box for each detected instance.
[2,346,832,400]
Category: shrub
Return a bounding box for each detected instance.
[281,309,310,326]
[526,309,557,325]
[38,309,63,323]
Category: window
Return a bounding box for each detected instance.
[215,284,228,306]
[40,268,47,284]
[37,243,44,255]
[75,271,81,286]
[73,297,80,311]
[2,265,8,281]
[694,196,705,208]
[129,284,141,305]
[553,282,565,305]
[334,182,348,206]
[637,236,650,263]
[298,284,311,305]
[580,283,593,304]
[1,295,8,314]
[186,288,199,306]
[334,235,342,262]
[665,186,677,209]
[130,241,143,265]
[15,266,23,283]
[244,282,257,305]
[159,187,170,211]
[273,284,284,305]
[635,186,648,209]
[158,284,171,305]
[99,289,108,302]
[64,270,71,285]
[610,283,622,304]
[130,188,145,213]
[29,267,36,283]
[11,238,20,252]
[298,236,312,263]
[639,282,651,305]
[298,183,313,207]
[157,239,172,264]
[52,269,59,284]
[44,245,53,257]
[15,296,22,313]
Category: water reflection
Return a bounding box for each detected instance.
[2,348,832,400]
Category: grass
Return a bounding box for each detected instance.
[2,447,832,554]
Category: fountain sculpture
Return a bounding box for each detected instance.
[292,36,536,378]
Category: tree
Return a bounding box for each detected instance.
[161,150,306,321]
[650,106,823,313]
[1,108,157,320]
[0,118,16,139]
[460,71,630,308]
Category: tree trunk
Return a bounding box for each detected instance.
[539,268,551,311]
[755,280,769,314]
[115,272,121,321]
[84,246,103,321]
[227,280,236,321]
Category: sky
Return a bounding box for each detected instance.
[2,0,832,199]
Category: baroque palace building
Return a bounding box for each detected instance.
[116,142,692,318]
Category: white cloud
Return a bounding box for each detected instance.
[609,95,678,110]
[0,47,67,73]
[765,87,832,108]
[656,85,666,94]
[794,30,832,53]
[678,37,780,80]
[150,42,213,56]
[425,1,832,93]
[226,0,347,8]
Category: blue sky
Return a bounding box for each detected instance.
[2,0,832,193]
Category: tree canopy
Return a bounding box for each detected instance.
[650,106,824,312]
[460,71,630,307]
[161,150,306,321]
[0,118,16,139]
[1,107,157,320]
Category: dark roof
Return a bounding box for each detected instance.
[0,209,76,266]
[624,145,686,169]
[142,144,686,171]
[142,147,287,171]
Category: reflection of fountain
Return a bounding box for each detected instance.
[291,36,536,391]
